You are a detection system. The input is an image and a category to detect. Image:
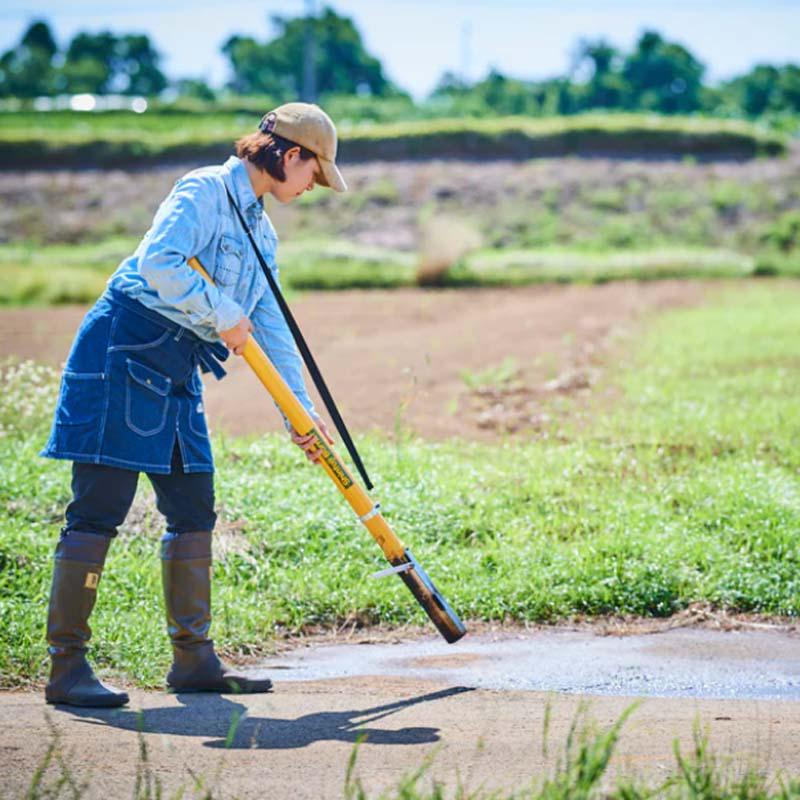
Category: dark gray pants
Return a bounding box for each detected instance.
[64,444,216,538]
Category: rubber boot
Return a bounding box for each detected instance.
[161,531,272,694]
[45,531,129,707]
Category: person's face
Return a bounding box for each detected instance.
[271,146,319,203]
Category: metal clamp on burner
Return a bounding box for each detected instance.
[370,562,414,580]
[358,502,381,523]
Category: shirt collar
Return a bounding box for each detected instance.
[223,155,262,215]
[222,155,279,244]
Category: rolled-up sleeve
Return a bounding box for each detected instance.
[139,176,244,334]
[250,274,316,417]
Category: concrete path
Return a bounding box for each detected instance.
[2,628,799,799]
[264,627,800,699]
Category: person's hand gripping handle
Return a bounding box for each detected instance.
[219,317,253,356]
[291,416,335,464]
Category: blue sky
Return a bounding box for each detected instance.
[1,0,798,98]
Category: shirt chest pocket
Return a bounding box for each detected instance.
[214,234,244,287]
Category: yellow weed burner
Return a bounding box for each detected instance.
[189,238,466,644]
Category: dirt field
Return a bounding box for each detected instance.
[0,280,708,440]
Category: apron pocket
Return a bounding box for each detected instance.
[109,306,172,353]
[56,371,105,426]
[125,359,171,437]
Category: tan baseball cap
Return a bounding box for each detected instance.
[258,102,347,192]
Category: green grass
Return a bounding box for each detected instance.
[278,238,415,289]
[0,111,785,167]
[3,238,800,306]
[0,237,137,305]
[0,238,415,305]
[341,112,786,159]
[0,282,799,688]
[451,247,760,284]
[460,356,520,389]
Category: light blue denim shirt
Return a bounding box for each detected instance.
[107,155,315,415]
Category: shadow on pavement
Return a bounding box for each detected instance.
[52,686,474,749]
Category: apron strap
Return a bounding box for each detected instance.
[195,341,229,380]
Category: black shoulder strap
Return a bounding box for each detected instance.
[224,185,373,491]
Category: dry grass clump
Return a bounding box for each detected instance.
[415,214,481,286]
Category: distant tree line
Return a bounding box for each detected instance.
[1,10,798,119]
[0,21,167,96]
[222,7,394,99]
[434,31,800,118]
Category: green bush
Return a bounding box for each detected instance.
[759,210,800,252]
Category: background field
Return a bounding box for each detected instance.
[1,145,800,305]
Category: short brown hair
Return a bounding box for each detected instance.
[235,131,316,182]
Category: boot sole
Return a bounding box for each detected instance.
[167,681,273,694]
[46,694,129,708]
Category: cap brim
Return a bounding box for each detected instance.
[316,157,347,192]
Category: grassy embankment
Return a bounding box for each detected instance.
[1,281,798,688]
[0,111,786,168]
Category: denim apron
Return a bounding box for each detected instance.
[41,289,228,474]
